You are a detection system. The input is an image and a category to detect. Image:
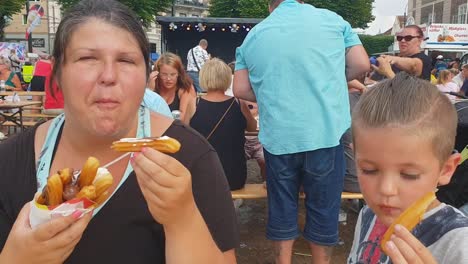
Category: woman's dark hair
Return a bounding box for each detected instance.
[153,52,193,94]
[50,0,150,91]
[405,25,424,38]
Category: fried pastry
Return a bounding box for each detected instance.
[111,136,181,153]
[381,192,436,254]
[36,157,113,207]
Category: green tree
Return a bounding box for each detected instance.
[359,34,394,55]
[210,0,374,29]
[208,0,241,18]
[238,0,269,18]
[57,0,172,28]
[307,0,374,29]
[0,0,24,41]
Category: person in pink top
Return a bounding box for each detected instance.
[436,69,460,102]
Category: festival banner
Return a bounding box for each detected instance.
[426,23,468,45]
[25,4,45,39]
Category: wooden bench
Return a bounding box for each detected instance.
[3,113,57,119]
[2,121,38,127]
[23,106,44,111]
[231,183,364,200]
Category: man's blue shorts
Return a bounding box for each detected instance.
[264,144,345,246]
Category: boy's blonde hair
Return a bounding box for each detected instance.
[352,72,457,164]
[199,58,232,92]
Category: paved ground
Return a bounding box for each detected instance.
[235,160,359,263]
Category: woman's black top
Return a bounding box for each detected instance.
[190,97,247,190]
[168,88,180,111]
[0,121,239,263]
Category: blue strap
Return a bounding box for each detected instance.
[36,113,66,191]
[36,106,151,215]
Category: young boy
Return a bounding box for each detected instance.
[348,72,468,263]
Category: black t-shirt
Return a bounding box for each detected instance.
[0,121,239,263]
[371,52,432,81]
[394,52,432,80]
[190,98,247,190]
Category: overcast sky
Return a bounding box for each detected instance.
[362,0,408,35]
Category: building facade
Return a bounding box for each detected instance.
[3,0,209,56]
[171,0,209,18]
[408,0,468,25]
[4,0,51,53]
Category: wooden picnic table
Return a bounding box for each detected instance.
[0,91,45,99]
[0,101,42,131]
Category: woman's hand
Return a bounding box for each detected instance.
[132,147,197,227]
[132,148,226,263]
[0,202,93,264]
[384,224,437,264]
[148,71,159,90]
[373,56,396,79]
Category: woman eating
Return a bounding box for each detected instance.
[0,0,239,263]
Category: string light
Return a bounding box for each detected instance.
[197,22,206,32]
[167,23,253,32]
[169,22,177,31]
[230,23,239,33]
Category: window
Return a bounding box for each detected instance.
[457,4,467,24]
[428,12,436,24]
[179,13,187,17]
[22,14,27,25]
[192,14,199,17]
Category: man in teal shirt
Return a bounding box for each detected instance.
[233,0,369,262]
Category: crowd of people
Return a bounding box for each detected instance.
[1,0,468,263]
[0,51,65,114]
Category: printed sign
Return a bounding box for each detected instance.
[426,24,468,45]
[32,38,45,48]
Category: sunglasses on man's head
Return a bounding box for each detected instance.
[396,35,421,42]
